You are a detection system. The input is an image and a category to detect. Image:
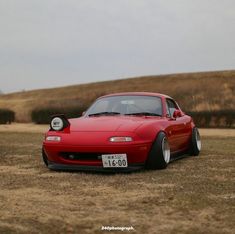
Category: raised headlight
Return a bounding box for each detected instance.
[51,117,64,131]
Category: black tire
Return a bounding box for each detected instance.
[42,148,49,166]
[146,132,171,170]
[190,127,201,156]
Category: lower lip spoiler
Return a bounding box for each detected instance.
[47,161,145,173]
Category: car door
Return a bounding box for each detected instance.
[165,99,189,153]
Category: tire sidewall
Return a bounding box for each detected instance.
[42,148,49,166]
[146,131,170,170]
[191,127,201,156]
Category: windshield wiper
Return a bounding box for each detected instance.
[125,112,162,117]
[88,112,121,117]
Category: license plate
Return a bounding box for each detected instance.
[102,154,128,168]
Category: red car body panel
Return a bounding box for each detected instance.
[43,92,195,171]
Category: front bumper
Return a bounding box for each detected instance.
[47,160,145,172]
[43,142,151,171]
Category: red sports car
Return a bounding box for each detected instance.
[42,92,201,171]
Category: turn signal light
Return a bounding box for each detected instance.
[109,137,133,142]
[46,136,61,142]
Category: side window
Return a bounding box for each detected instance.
[166,99,179,117]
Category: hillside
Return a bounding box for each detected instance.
[0,70,234,122]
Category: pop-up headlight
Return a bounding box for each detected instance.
[51,117,64,131]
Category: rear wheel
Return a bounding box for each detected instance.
[146,132,170,170]
[190,127,201,156]
[42,148,49,167]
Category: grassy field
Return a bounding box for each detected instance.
[0,70,234,122]
[0,128,234,234]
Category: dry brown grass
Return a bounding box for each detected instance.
[0,70,234,122]
[0,129,234,234]
[0,123,48,133]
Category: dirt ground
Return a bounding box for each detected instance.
[0,125,234,234]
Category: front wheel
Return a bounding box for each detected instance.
[146,132,171,170]
[190,127,201,156]
[42,148,49,167]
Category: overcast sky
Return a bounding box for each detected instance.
[0,0,234,93]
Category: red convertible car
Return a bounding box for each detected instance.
[42,92,201,171]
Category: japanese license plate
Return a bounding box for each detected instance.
[101,154,128,168]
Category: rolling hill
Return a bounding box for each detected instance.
[0,70,234,122]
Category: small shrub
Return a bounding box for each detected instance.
[0,109,15,124]
[31,105,88,124]
[187,110,235,128]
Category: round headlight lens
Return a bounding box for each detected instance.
[51,117,64,131]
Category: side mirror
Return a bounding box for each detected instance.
[173,110,182,119]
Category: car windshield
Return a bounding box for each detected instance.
[86,95,163,117]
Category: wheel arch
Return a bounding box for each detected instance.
[136,122,166,142]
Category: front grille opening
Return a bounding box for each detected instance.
[60,152,107,161]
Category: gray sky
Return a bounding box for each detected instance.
[0,0,234,93]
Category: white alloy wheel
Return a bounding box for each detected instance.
[162,137,170,164]
[195,129,202,151]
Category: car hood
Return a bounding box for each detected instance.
[69,116,162,132]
